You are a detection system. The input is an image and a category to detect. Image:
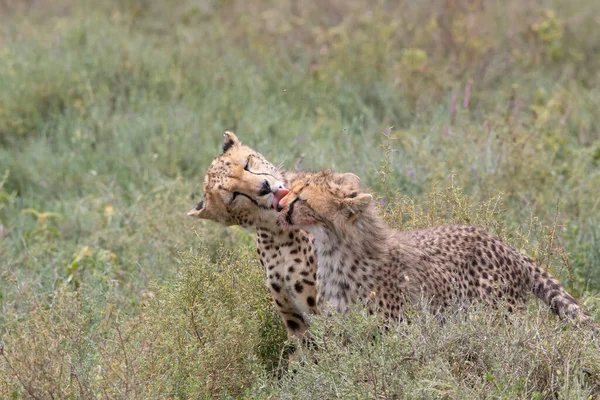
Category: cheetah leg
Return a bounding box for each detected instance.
[266,281,308,341]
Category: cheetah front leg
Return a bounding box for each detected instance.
[265,277,313,367]
[266,280,310,341]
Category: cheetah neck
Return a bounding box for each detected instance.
[314,209,391,256]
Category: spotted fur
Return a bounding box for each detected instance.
[276,170,592,325]
[187,132,318,340]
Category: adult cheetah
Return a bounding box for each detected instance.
[187,132,318,340]
[274,170,592,324]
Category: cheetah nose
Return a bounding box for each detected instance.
[258,180,271,196]
[272,188,290,211]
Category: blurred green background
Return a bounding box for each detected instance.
[1,0,599,398]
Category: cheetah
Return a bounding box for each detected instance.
[274,169,592,324]
[187,132,319,340]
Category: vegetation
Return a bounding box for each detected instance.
[1,0,599,398]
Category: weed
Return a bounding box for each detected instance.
[1,0,599,397]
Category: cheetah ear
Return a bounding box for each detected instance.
[342,192,373,216]
[187,200,206,218]
[187,199,215,220]
[337,172,361,187]
[222,131,241,153]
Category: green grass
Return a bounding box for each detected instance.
[1,0,599,397]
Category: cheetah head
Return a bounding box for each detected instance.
[187,131,288,229]
[274,170,373,232]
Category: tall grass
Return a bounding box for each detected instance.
[1,0,599,397]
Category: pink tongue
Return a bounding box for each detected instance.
[272,188,290,210]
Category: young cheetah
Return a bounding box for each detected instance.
[187,132,318,340]
[274,170,592,324]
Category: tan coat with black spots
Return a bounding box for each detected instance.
[275,170,592,325]
[187,132,318,340]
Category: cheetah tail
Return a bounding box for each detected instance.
[528,263,592,325]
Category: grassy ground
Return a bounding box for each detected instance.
[1,0,600,398]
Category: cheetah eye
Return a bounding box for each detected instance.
[244,158,251,171]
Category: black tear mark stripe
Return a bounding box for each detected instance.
[286,198,299,225]
[232,192,271,210]
[287,198,323,226]
[195,200,204,210]
[232,192,258,205]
